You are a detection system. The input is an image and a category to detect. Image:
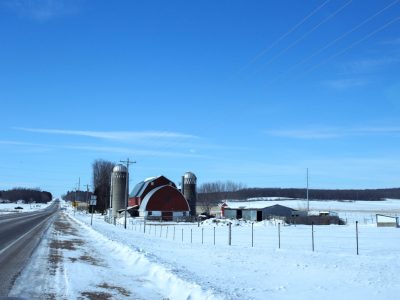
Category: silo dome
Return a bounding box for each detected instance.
[113,164,127,173]
[184,172,197,180]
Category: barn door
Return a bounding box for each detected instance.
[257,210,262,221]
[162,211,173,221]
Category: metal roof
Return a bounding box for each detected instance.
[130,181,147,198]
[113,164,127,173]
[129,175,172,198]
[184,172,196,179]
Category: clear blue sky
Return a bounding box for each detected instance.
[1,0,399,197]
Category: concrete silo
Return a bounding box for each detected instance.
[182,172,197,216]
[111,164,128,219]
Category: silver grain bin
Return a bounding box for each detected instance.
[183,172,197,216]
[111,164,127,219]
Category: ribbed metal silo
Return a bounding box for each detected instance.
[111,164,127,219]
[183,172,197,216]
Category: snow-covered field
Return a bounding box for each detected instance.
[0,202,52,214]
[11,199,400,299]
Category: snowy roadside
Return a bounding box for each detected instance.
[10,212,220,300]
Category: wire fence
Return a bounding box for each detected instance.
[100,216,400,256]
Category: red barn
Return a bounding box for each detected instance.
[129,176,190,221]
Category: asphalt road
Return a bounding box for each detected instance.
[0,202,59,297]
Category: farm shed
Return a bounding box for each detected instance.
[376,214,399,228]
[224,204,304,221]
[264,204,306,218]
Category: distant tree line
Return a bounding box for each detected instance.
[197,181,247,195]
[197,181,247,214]
[62,190,92,202]
[198,186,400,203]
[0,188,52,203]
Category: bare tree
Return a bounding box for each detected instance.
[198,180,246,194]
[92,159,114,213]
[197,180,246,215]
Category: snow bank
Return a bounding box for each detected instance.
[73,216,220,300]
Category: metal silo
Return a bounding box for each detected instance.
[111,164,127,219]
[183,172,197,216]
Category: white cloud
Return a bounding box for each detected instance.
[265,126,400,139]
[381,38,400,45]
[0,140,51,147]
[65,145,208,158]
[3,0,82,21]
[356,126,400,134]
[0,139,207,158]
[13,127,198,141]
[266,129,340,139]
[341,57,400,74]
[323,78,367,89]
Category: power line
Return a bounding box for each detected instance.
[302,15,400,75]
[262,0,353,68]
[231,0,331,79]
[269,0,400,83]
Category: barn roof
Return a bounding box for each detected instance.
[129,175,176,198]
[139,185,189,212]
[139,186,163,212]
[225,204,297,211]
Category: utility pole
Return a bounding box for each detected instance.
[84,184,90,213]
[74,186,77,216]
[306,168,309,212]
[109,176,113,224]
[120,158,136,229]
[74,177,80,215]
